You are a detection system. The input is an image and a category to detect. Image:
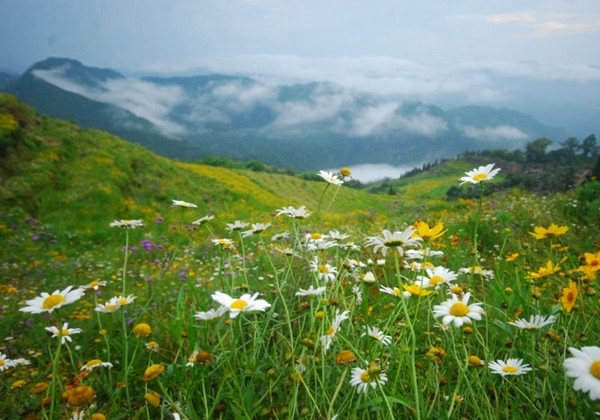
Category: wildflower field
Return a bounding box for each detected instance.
[1,156,600,420]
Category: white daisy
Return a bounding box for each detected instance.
[19,286,85,314]
[211,238,236,250]
[295,285,327,297]
[319,310,350,351]
[276,205,312,219]
[310,258,338,282]
[349,363,388,394]
[432,292,485,328]
[194,306,228,320]
[459,163,501,184]
[109,219,144,229]
[225,220,249,232]
[362,326,392,346]
[211,291,271,318]
[45,322,83,344]
[508,314,557,330]
[317,170,344,185]
[417,266,458,289]
[192,215,214,225]
[172,199,197,208]
[362,271,376,283]
[488,358,532,376]
[270,232,290,241]
[564,346,600,400]
[459,266,495,280]
[0,352,15,372]
[241,222,271,237]
[365,227,422,257]
[328,229,350,241]
[80,359,113,372]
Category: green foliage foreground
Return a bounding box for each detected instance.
[1,174,600,419]
[1,94,600,419]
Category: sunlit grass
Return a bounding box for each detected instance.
[1,171,599,419]
[2,96,600,418]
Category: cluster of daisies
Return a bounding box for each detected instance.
[7,162,600,412]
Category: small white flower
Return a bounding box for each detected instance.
[172,199,197,208]
[226,220,249,232]
[564,346,600,400]
[194,306,228,320]
[276,205,312,219]
[310,257,338,282]
[241,222,271,237]
[45,322,83,344]
[362,326,392,346]
[459,163,501,184]
[192,215,214,225]
[319,310,350,351]
[317,170,344,185]
[349,364,388,394]
[109,219,144,228]
[295,285,327,297]
[508,314,557,330]
[365,227,422,257]
[432,292,485,328]
[211,291,271,318]
[362,271,376,283]
[20,286,85,314]
[0,352,15,372]
[80,359,113,372]
[488,358,532,376]
[417,266,458,289]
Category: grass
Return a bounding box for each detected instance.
[1,94,600,419]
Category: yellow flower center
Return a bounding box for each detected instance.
[473,173,488,181]
[502,365,518,374]
[106,304,117,311]
[339,167,352,177]
[118,298,129,305]
[327,326,335,335]
[0,359,4,366]
[318,265,330,274]
[449,302,469,317]
[231,299,248,310]
[60,328,69,337]
[311,233,322,240]
[86,359,102,368]
[42,294,66,310]
[591,360,600,379]
[360,370,371,383]
[429,275,444,286]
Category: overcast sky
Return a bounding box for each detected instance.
[2,0,599,74]
[1,1,600,133]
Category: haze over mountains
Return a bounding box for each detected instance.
[2,57,595,172]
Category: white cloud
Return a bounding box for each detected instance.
[32,66,186,135]
[384,112,449,137]
[460,125,529,142]
[210,81,277,112]
[271,84,354,128]
[349,102,398,137]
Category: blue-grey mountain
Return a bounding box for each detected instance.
[3,58,571,171]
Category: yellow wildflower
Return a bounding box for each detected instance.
[529,223,569,240]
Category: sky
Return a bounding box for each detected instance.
[1,0,600,138]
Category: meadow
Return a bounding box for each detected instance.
[1,94,600,419]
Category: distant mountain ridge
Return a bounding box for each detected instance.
[3,57,569,171]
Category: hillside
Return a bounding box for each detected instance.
[0,93,398,243]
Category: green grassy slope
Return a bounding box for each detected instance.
[0,94,401,242]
